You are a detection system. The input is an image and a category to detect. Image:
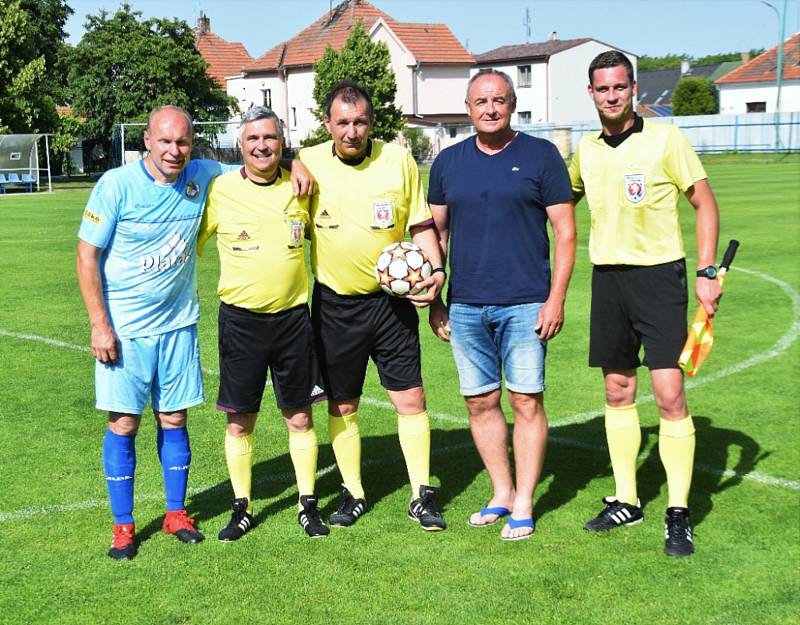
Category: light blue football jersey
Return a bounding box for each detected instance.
[79,159,234,338]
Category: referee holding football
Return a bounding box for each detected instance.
[299,81,447,531]
[569,50,723,557]
[198,106,328,540]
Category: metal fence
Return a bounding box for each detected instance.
[522,111,800,156]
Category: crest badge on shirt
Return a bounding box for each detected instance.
[185,180,200,198]
[288,219,303,248]
[624,174,645,204]
[371,200,394,230]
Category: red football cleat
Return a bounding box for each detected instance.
[108,523,137,560]
[162,509,204,544]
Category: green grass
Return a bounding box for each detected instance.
[0,159,798,625]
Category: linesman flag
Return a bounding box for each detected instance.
[679,240,740,377]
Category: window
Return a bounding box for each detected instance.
[261,89,272,109]
[449,127,457,138]
[291,107,297,128]
[746,101,766,113]
[518,111,532,125]
[517,65,532,88]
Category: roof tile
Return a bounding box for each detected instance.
[474,38,593,63]
[244,0,471,72]
[195,31,253,85]
[716,32,800,84]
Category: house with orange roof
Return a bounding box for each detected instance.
[193,14,253,89]
[474,34,636,126]
[716,33,800,114]
[224,0,473,147]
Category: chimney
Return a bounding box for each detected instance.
[680,59,690,75]
[197,13,210,34]
[741,51,751,63]
[548,31,557,41]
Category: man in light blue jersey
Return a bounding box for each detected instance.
[76,105,314,560]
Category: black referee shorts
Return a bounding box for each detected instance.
[217,302,324,413]
[311,282,422,401]
[589,260,688,370]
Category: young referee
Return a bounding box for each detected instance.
[569,51,723,557]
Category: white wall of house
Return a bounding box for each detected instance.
[371,23,415,114]
[416,65,473,116]
[473,42,636,126]
[471,61,549,125]
[549,41,634,124]
[284,69,317,145]
[718,80,800,114]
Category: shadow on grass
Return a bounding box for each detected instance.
[636,415,766,525]
[134,413,763,544]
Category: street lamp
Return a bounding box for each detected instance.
[759,0,787,152]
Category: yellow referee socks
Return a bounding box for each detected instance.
[659,415,696,508]
[397,411,431,497]
[328,413,364,499]
[288,428,318,500]
[224,431,254,514]
[605,404,641,506]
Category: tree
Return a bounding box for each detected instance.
[403,127,431,161]
[637,54,688,71]
[0,0,72,133]
[304,20,403,146]
[51,113,84,176]
[672,77,718,115]
[66,4,234,165]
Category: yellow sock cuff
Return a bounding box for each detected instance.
[397,411,430,436]
[605,404,639,429]
[225,431,254,455]
[329,412,359,439]
[289,428,318,450]
[660,415,695,438]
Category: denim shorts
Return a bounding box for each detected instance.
[448,303,547,397]
[95,324,204,414]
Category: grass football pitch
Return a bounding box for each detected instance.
[0,156,798,625]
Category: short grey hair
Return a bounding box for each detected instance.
[240,106,284,140]
[465,69,517,105]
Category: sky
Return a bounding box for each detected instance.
[65,0,800,60]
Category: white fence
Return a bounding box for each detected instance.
[521,111,800,156]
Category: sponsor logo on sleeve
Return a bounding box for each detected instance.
[83,209,102,224]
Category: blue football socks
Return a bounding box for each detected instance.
[157,426,191,511]
[102,429,136,525]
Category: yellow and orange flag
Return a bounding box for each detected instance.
[679,240,739,377]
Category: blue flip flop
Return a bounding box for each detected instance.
[468,505,511,527]
[501,516,535,541]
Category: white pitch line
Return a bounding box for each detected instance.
[1,264,798,523]
[0,442,477,523]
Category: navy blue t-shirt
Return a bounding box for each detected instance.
[427,133,572,305]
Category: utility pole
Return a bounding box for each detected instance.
[760,0,787,153]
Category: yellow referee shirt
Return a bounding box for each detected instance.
[569,119,707,266]
[299,140,431,295]
[198,168,310,313]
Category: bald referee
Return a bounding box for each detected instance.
[299,81,447,531]
[569,50,723,557]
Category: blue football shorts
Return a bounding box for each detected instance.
[95,324,204,414]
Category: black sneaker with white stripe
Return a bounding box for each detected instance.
[218,497,254,542]
[298,495,329,538]
[583,496,644,531]
[329,486,366,527]
[408,485,446,531]
[664,507,694,557]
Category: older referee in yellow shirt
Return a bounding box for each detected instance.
[198,106,328,540]
[299,81,447,531]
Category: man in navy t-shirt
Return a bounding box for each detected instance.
[426,69,576,541]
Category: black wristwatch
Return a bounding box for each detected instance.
[696,265,718,279]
